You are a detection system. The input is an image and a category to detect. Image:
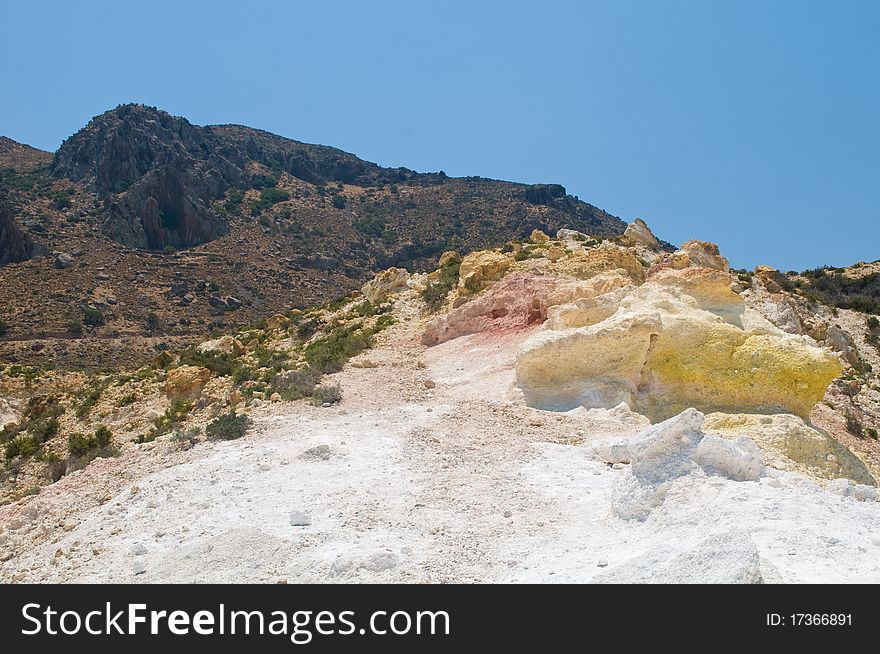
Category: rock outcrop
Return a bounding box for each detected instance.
[650,239,730,274]
[196,335,245,357]
[457,251,511,295]
[165,365,212,401]
[558,241,646,283]
[516,265,842,420]
[703,412,875,485]
[0,195,34,266]
[422,272,632,346]
[361,267,410,303]
[620,218,660,250]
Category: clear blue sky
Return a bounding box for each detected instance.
[2,0,878,271]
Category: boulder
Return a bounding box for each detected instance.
[607,409,765,520]
[650,239,729,274]
[165,365,212,401]
[620,218,660,250]
[556,228,588,241]
[196,335,244,357]
[594,529,763,584]
[361,267,410,303]
[457,251,511,296]
[702,412,875,485]
[53,252,75,269]
[438,251,460,266]
[529,229,550,244]
[266,314,288,330]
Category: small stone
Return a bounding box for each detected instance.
[131,544,148,556]
[55,548,64,558]
[503,510,513,518]
[300,444,332,461]
[132,559,147,575]
[289,511,312,526]
[62,520,76,532]
[424,379,436,389]
[611,462,626,470]
[788,549,797,556]
[597,560,609,567]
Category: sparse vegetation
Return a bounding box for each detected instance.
[845,411,865,437]
[789,268,880,314]
[0,318,7,337]
[271,367,321,400]
[422,254,462,312]
[206,412,250,441]
[82,306,105,327]
[75,383,105,419]
[136,399,192,443]
[311,384,342,406]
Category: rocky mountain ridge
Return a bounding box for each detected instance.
[0,106,627,368]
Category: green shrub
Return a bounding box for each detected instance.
[31,417,60,443]
[117,392,137,407]
[67,432,94,456]
[0,318,7,337]
[66,319,83,335]
[5,435,39,461]
[296,318,321,340]
[137,399,192,443]
[206,412,251,441]
[304,325,375,373]
[422,254,462,312]
[75,385,104,419]
[82,306,105,327]
[350,301,377,317]
[846,411,864,437]
[68,425,113,457]
[311,384,342,406]
[143,312,160,334]
[178,348,237,376]
[868,316,879,332]
[260,187,290,204]
[331,194,346,209]
[272,367,321,400]
[251,173,277,189]
[94,425,113,449]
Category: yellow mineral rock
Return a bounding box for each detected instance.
[561,242,645,283]
[165,365,212,401]
[516,267,842,421]
[457,250,511,295]
[703,412,875,485]
[529,229,550,244]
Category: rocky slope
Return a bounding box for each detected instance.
[1,222,878,583]
[0,106,627,369]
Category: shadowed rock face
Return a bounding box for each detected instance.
[0,194,34,266]
[50,104,418,250]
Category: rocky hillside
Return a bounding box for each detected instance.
[0,221,878,583]
[0,105,626,369]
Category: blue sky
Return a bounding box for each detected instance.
[1,0,877,270]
